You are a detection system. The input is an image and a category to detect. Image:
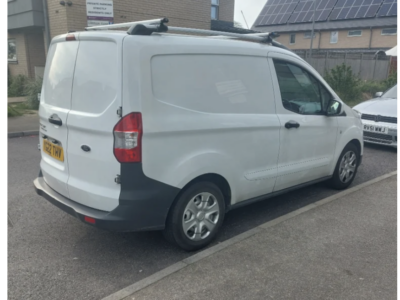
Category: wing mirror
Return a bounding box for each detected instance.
[326,99,342,116]
[375,91,383,97]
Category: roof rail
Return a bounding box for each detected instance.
[85,17,291,51]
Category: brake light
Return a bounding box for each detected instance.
[66,34,76,41]
[113,113,142,163]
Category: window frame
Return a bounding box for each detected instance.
[273,59,334,116]
[304,32,316,39]
[348,30,362,37]
[211,0,219,20]
[381,28,397,36]
[8,39,17,62]
[330,31,338,44]
[290,33,296,44]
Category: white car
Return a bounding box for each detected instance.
[353,85,397,147]
[33,19,363,251]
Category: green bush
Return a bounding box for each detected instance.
[359,80,387,96]
[382,71,397,90]
[7,105,22,117]
[324,63,362,105]
[8,74,29,97]
[25,76,43,109]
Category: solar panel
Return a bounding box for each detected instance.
[255,0,299,26]
[377,0,397,16]
[253,0,395,27]
[330,0,385,20]
[288,0,336,23]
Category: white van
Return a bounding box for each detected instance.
[34,19,363,251]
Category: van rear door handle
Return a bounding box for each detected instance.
[49,114,62,126]
[285,120,300,129]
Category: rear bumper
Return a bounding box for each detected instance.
[34,169,180,232]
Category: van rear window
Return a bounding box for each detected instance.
[151,54,274,114]
[43,42,79,109]
[71,41,118,114]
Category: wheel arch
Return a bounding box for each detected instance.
[167,173,232,220]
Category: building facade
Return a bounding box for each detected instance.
[8,0,235,78]
[252,0,397,53]
[262,19,397,52]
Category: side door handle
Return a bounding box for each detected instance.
[49,114,62,126]
[285,120,300,129]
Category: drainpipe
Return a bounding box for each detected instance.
[368,26,373,49]
[317,31,321,50]
[42,0,51,50]
[308,0,317,58]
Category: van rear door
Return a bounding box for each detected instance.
[66,36,123,212]
[39,37,79,199]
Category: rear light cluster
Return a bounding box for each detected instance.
[113,113,142,163]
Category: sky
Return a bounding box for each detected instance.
[234,0,267,29]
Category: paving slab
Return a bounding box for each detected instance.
[8,113,39,136]
[123,176,397,300]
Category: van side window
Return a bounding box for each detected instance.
[273,60,331,115]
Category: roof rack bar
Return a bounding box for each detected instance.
[166,26,270,43]
[84,17,290,51]
[85,18,166,31]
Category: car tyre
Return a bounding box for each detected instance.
[163,182,225,251]
[329,143,360,190]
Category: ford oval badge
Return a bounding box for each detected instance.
[81,145,91,152]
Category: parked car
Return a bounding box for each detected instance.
[33,22,363,251]
[353,84,397,147]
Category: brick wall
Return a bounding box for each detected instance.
[218,0,234,22]
[275,27,397,50]
[25,31,46,77]
[8,32,29,77]
[47,0,69,39]
[46,0,222,38]
[275,32,321,50]
[8,30,46,78]
[371,28,397,48]
[319,30,370,49]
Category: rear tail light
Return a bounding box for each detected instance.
[113,113,142,163]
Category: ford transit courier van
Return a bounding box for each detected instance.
[34,24,363,251]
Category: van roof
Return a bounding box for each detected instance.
[54,30,300,60]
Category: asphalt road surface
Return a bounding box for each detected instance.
[8,136,397,300]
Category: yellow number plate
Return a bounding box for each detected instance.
[43,139,64,162]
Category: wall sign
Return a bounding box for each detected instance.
[86,0,114,27]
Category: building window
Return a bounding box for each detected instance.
[290,33,296,44]
[381,28,397,35]
[304,32,315,39]
[348,30,362,37]
[330,31,338,43]
[8,39,17,62]
[211,0,219,20]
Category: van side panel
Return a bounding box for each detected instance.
[123,36,281,206]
